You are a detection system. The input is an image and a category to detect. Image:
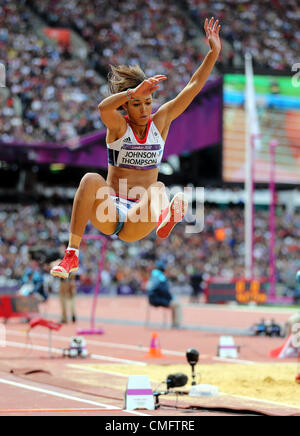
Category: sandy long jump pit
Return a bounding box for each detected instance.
[63,361,300,415]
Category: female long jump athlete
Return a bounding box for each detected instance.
[51,18,221,279]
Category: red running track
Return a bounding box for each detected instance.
[0,295,299,416]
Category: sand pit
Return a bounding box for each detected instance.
[80,362,300,408]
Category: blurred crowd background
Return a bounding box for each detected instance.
[2,0,299,143]
[186,0,300,70]
[0,0,300,302]
[0,203,299,299]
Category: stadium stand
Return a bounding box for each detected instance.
[2,0,300,143]
[0,1,105,143]
[0,203,299,296]
[0,0,299,301]
[184,0,300,71]
[29,0,210,97]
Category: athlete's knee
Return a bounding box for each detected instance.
[79,173,105,192]
[80,172,104,187]
[148,182,169,216]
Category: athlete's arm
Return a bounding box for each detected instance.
[98,92,128,134]
[155,18,221,125]
[98,76,167,133]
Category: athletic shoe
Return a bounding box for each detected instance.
[50,249,79,279]
[156,192,188,239]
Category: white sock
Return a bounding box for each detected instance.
[67,247,79,257]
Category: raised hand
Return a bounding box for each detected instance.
[204,17,221,55]
[132,75,167,98]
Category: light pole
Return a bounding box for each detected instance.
[269,139,279,302]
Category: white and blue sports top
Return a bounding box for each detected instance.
[107,116,165,170]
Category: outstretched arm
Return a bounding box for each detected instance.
[155,18,221,124]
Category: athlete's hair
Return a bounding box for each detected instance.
[108,64,146,95]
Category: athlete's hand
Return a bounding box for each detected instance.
[132,75,167,98]
[204,17,221,55]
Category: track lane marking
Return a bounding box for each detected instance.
[5,332,258,364]
[6,329,184,356]
[4,340,147,366]
[0,408,121,414]
[7,329,255,362]
[0,378,149,416]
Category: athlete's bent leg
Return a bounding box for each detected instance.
[69,172,117,248]
[51,173,118,279]
[118,182,168,242]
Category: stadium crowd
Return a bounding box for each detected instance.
[0,0,208,145]
[30,0,204,100]
[1,1,299,302]
[0,1,105,144]
[2,0,298,145]
[0,203,299,297]
[186,0,300,70]
[32,0,300,73]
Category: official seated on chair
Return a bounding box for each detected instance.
[146,260,182,328]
